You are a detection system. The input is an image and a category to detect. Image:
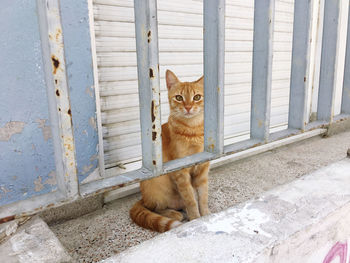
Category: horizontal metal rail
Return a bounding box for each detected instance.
[79,122,339,197]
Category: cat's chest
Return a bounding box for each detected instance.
[172,138,203,158]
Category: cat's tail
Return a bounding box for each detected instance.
[130,200,182,233]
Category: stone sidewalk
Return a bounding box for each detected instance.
[102,158,350,263]
[50,130,350,262]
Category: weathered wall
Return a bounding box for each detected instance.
[0,0,99,207]
[0,0,57,206]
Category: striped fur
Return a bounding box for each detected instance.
[129,70,210,232]
[130,200,181,233]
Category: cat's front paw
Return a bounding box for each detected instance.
[188,210,200,221]
[200,208,211,217]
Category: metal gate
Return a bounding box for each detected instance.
[81,0,350,196]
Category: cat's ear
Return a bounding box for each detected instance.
[196,75,204,86]
[166,70,179,90]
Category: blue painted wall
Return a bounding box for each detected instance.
[0,0,57,206]
[0,0,99,207]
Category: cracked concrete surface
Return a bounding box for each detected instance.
[0,217,72,263]
[49,130,350,263]
[103,159,350,263]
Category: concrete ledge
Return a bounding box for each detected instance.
[101,158,350,263]
[40,194,103,225]
[0,216,72,262]
[327,114,350,136]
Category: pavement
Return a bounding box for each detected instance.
[48,130,350,262]
[101,158,350,263]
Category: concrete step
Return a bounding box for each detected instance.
[0,216,73,263]
[101,158,350,263]
[49,130,350,262]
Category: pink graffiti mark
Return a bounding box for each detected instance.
[323,242,348,263]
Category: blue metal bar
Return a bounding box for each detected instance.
[317,0,340,121]
[342,2,350,114]
[251,0,275,141]
[37,0,79,198]
[134,0,162,174]
[203,0,225,154]
[288,0,312,130]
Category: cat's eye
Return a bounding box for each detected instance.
[175,95,183,101]
[193,94,202,101]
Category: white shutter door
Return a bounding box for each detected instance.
[93,0,295,169]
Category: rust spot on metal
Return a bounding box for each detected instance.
[56,28,62,42]
[153,160,156,165]
[209,144,214,151]
[68,109,72,116]
[149,68,154,78]
[151,100,156,122]
[0,215,15,224]
[147,30,151,43]
[152,124,155,129]
[56,89,60,96]
[51,55,60,74]
[152,131,157,141]
[118,183,125,188]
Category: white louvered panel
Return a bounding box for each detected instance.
[271,0,294,128]
[97,51,292,68]
[93,0,295,168]
[99,70,291,98]
[102,97,289,141]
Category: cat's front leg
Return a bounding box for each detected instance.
[171,170,200,220]
[193,162,210,216]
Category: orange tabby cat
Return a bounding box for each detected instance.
[130,70,210,232]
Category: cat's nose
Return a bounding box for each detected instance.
[184,105,192,112]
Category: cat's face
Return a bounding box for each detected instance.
[166,70,204,119]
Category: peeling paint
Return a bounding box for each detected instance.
[0,121,25,141]
[1,186,11,195]
[85,86,94,97]
[90,154,98,162]
[82,164,93,174]
[44,171,57,186]
[89,117,97,131]
[34,176,44,192]
[36,119,52,141]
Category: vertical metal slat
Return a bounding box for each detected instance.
[342,1,350,114]
[288,0,313,130]
[317,0,340,121]
[134,0,162,174]
[37,0,79,198]
[251,0,275,141]
[204,0,225,154]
